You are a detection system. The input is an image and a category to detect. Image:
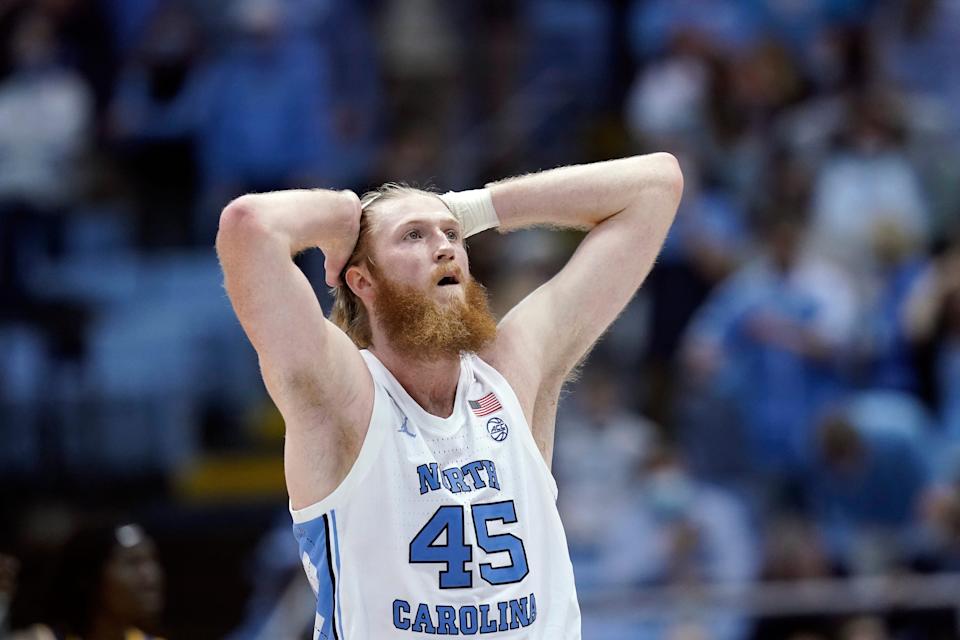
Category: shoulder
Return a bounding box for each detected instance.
[478,330,548,421]
[476,337,566,464]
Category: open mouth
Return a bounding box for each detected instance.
[437,275,461,286]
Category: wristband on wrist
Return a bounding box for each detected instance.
[438,188,499,238]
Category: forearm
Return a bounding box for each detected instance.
[220,189,359,255]
[487,153,682,232]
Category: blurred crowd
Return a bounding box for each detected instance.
[3,0,960,638]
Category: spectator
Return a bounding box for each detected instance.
[584,441,757,640]
[642,156,751,424]
[0,8,94,369]
[108,2,202,248]
[752,0,871,69]
[872,0,960,233]
[625,31,712,146]
[197,0,334,223]
[751,516,836,640]
[0,9,93,212]
[378,0,460,141]
[857,218,929,392]
[122,0,336,243]
[51,522,164,640]
[8,522,164,640]
[805,391,933,572]
[626,0,762,60]
[315,0,382,187]
[904,240,960,439]
[917,480,960,572]
[41,0,119,113]
[516,0,614,167]
[808,92,929,276]
[874,0,960,139]
[681,211,858,484]
[553,364,654,551]
[226,510,313,640]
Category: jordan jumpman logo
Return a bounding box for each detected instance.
[398,416,416,438]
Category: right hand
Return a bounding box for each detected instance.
[321,190,362,287]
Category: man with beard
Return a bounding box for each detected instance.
[215,154,683,639]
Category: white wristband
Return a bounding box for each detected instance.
[439,188,499,238]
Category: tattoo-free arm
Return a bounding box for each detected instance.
[483,154,683,457]
[215,189,373,507]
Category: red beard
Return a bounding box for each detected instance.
[371,265,498,360]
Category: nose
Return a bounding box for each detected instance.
[141,559,163,585]
[433,231,455,262]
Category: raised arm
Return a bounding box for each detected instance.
[215,189,373,508]
[479,154,683,459]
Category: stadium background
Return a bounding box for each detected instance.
[2,0,960,638]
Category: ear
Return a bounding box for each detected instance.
[345,264,374,302]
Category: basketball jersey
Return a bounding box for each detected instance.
[290,350,581,639]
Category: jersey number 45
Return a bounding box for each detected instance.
[409,500,529,589]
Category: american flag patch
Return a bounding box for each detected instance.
[469,392,502,417]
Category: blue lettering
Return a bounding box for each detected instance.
[393,599,411,630]
[418,463,441,495]
[413,603,437,634]
[436,605,459,635]
[416,460,503,495]
[479,604,497,633]
[395,596,538,636]
[509,596,529,629]
[442,467,472,494]
[482,460,500,490]
[459,605,479,634]
[497,601,510,631]
[461,461,487,488]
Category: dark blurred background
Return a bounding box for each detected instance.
[2,0,960,638]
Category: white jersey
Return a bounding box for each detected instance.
[291,350,581,639]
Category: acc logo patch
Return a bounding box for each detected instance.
[487,417,509,442]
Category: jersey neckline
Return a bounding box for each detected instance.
[360,350,474,434]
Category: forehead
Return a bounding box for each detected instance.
[107,539,158,572]
[374,193,457,231]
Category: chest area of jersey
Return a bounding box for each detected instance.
[391,405,523,501]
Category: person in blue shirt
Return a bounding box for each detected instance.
[805,391,933,572]
[681,213,858,485]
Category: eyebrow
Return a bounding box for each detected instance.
[396,217,461,231]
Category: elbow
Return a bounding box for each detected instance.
[216,195,268,251]
[651,152,684,204]
[219,194,257,230]
[621,153,684,226]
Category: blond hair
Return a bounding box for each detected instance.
[329,183,440,347]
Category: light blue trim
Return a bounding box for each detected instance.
[332,509,345,639]
[292,517,336,638]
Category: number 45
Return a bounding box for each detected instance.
[409,500,529,589]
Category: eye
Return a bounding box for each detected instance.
[445,229,460,242]
[404,229,422,240]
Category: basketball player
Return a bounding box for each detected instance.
[215,154,683,638]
